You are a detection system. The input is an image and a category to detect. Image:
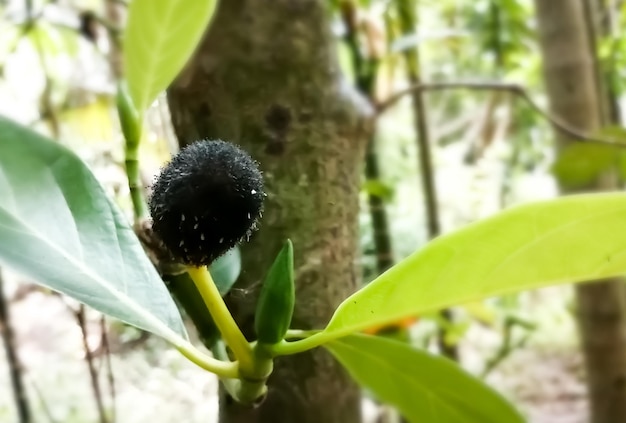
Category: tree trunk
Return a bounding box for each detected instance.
[534,2,626,423]
[167,1,369,422]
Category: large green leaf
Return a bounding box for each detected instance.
[321,193,626,339]
[326,334,524,423]
[124,0,217,112]
[0,116,187,343]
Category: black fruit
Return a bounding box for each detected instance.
[149,140,264,266]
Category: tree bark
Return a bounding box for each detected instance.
[167,1,369,422]
[534,2,626,423]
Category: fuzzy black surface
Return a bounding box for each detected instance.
[149,140,264,266]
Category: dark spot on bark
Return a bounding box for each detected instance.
[615,375,626,390]
[199,103,211,118]
[265,104,292,133]
[265,140,286,155]
[264,105,292,156]
[225,393,235,405]
[330,227,339,237]
[299,110,313,123]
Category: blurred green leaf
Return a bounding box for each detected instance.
[362,179,394,201]
[0,116,187,343]
[318,193,626,340]
[462,301,497,325]
[552,144,618,188]
[552,126,626,188]
[326,334,524,423]
[124,0,217,111]
[28,23,62,55]
[211,247,242,296]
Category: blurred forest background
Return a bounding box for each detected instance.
[1,0,626,422]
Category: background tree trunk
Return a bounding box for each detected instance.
[167,1,369,422]
[534,1,626,422]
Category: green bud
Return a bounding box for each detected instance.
[254,239,295,345]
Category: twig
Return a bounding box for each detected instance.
[340,0,395,274]
[376,81,626,147]
[75,305,109,423]
[30,380,59,423]
[481,315,536,378]
[396,0,457,363]
[99,316,116,423]
[0,268,32,423]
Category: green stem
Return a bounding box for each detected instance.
[175,341,238,379]
[125,145,147,219]
[117,82,147,221]
[186,266,254,373]
[211,340,241,398]
[213,335,272,406]
[270,332,330,356]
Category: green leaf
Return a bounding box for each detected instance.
[552,126,626,189]
[322,193,626,339]
[326,334,524,423]
[210,247,242,296]
[551,144,619,188]
[0,116,187,344]
[362,179,394,201]
[124,0,217,112]
[255,240,295,344]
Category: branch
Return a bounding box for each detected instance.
[376,81,626,147]
[0,268,32,423]
[30,380,59,423]
[75,305,109,423]
[99,317,116,423]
